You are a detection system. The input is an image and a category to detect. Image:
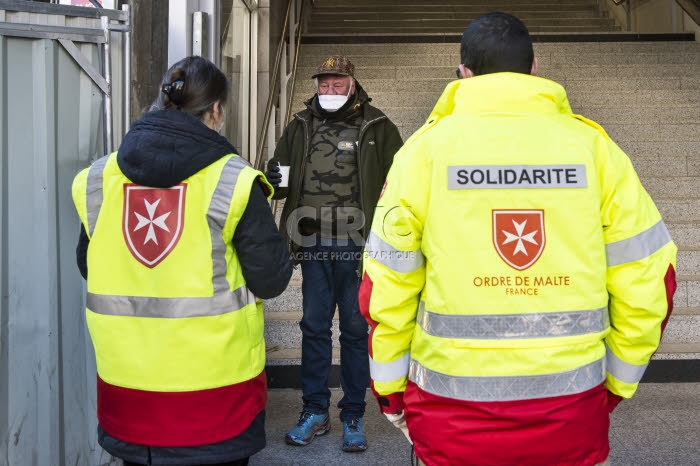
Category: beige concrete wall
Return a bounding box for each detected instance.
[682,10,700,39]
[255,0,289,160]
[635,0,684,31]
[605,0,630,30]
[605,0,696,32]
[257,0,271,147]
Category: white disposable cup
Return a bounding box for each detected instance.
[278,165,290,187]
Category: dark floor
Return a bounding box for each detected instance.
[250,383,700,466]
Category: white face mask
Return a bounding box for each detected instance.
[318,94,348,111]
[318,81,353,112]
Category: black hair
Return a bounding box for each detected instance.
[460,12,534,76]
[151,56,229,120]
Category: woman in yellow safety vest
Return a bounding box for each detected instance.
[72,56,292,466]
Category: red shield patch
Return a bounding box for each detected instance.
[123,184,187,268]
[492,210,545,271]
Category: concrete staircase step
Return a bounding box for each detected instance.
[266,344,700,365]
[265,276,700,313]
[545,41,700,53]
[635,179,700,202]
[605,123,699,142]
[298,51,700,69]
[266,345,700,364]
[657,202,700,223]
[263,276,301,314]
[547,53,700,65]
[567,90,700,107]
[661,314,700,344]
[667,226,700,249]
[276,23,699,365]
[296,64,700,81]
[307,26,621,34]
[350,106,700,130]
[295,77,697,94]
[299,41,699,55]
[263,298,700,326]
[316,0,600,6]
[262,261,700,360]
[553,106,699,124]
[309,18,618,28]
[312,7,601,15]
[385,120,699,144]
[293,90,700,112]
[654,343,700,358]
[266,347,340,365]
[306,4,622,34]
[313,8,600,17]
[677,251,700,277]
[633,153,699,177]
[265,314,340,350]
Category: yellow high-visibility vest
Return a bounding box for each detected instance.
[72,152,271,393]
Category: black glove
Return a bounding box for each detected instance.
[266,165,282,188]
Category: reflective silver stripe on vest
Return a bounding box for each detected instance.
[409,358,605,402]
[365,231,424,274]
[85,155,109,235]
[208,157,249,293]
[369,353,410,383]
[87,285,255,318]
[605,344,648,384]
[606,220,672,267]
[417,302,609,340]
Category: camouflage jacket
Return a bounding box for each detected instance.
[269,84,403,255]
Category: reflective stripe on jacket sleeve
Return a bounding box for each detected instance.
[602,142,678,398]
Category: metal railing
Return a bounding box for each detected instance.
[675,0,700,26]
[254,0,310,173]
[611,0,633,31]
[609,0,700,31]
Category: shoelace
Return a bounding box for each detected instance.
[345,419,360,432]
[296,411,314,426]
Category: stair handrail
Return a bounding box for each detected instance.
[608,0,633,31]
[675,0,700,26]
[286,2,306,127]
[609,0,700,31]
[254,0,311,173]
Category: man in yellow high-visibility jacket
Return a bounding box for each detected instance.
[360,12,677,466]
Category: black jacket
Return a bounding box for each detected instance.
[267,83,403,257]
[75,109,292,464]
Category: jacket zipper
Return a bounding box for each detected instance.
[357,115,387,235]
[292,112,387,249]
[290,113,312,254]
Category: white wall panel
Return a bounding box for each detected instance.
[0,4,126,464]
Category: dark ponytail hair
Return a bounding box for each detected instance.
[151,56,229,120]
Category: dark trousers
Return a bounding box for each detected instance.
[299,238,369,421]
[123,459,249,466]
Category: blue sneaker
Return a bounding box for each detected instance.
[285,410,330,446]
[342,417,367,452]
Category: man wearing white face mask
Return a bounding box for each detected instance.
[266,55,403,453]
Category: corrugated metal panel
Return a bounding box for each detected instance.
[0,4,127,464]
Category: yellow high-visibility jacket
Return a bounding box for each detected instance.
[72,152,272,447]
[361,72,676,411]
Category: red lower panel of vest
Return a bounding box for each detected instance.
[96,371,267,447]
[404,381,610,466]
